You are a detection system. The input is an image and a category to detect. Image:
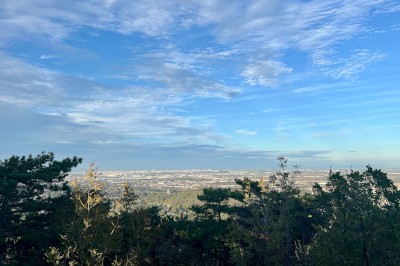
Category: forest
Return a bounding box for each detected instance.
[1,152,400,265]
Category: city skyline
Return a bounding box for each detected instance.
[1,1,399,170]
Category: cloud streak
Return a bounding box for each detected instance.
[0,53,225,145]
[1,0,395,80]
[137,60,241,98]
[236,129,257,136]
[0,0,399,169]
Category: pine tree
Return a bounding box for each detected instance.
[0,152,81,265]
[309,166,400,265]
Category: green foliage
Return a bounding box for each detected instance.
[139,188,204,218]
[269,155,301,193]
[175,156,315,265]
[3,153,400,265]
[48,163,182,265]
[308,166,400,265]
[231,157,315,265]
[192,187,244,222]
[0,152,82,265]
[168,187,244,264]
[114,183,139,214]
[59,163,113,265]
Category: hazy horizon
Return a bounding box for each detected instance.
[68,165,400,172]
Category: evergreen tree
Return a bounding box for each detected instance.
[191,187,244,222]
[0,152,81,265]
[47,163,113,265]
[231,157,315,265]
[309,166,400,265]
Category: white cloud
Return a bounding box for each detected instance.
[0,0,393,48]
[0,0,398,169]
[312,49,386,79]
[194,0,393,80]
[236,129,257,136]
[262,109,277,113]
[0,0,394,82]
[241,60,292,87]
[335,50,386,79]
[374,2,400,13]
[0,53,227,145]
[40,54,57,60]
[0,53,62,106]
[274,126,285,131]
[138,59,242,98]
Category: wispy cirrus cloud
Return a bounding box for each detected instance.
[312,49,386,79]
[39,54,57,60]
[1,0,396,80]
[1,0,394,46]
[236,129,257,136]
[0,52,63,106]
[1,0,399,169]
[241,60,292,87]
[0,53,225,145]
[137,59,242,98]
[193,0,395,80]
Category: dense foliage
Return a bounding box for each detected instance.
[1,153,400,265]
[0,152,82,265]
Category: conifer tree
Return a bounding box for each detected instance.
[47,163,113,265]
[309,166,400,265]
[0,152,81,265]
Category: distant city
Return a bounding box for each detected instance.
[68,169,400,197]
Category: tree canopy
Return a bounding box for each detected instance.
[0,152,82,265]
[2,153,400,265]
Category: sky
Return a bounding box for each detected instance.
[0,0,399,170]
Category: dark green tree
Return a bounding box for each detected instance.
[47,163,114,265]
[110,182,179,265]
[231,157,315,265]
[309,166,400,265]
[191,187,244,222]
[0,152,82,265]
[47,164,179,265]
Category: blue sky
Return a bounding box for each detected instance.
[0,0,399,170]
